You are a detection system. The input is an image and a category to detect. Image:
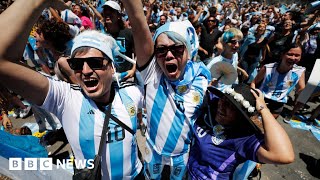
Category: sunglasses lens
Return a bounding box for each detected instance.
[172,45,185,54]
[155,45,185,58]
[155,47,167,58]
[68,57,105,71]
[87,58,104,69]
[229,40,239,44]
[68,59,83,71]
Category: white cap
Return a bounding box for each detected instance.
[102,1,121,13]
[71,30,114,61]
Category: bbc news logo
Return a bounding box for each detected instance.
[9,158,94,170]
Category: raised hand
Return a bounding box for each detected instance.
[251,88,268,113]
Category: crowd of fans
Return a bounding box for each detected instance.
[0,0,319,179]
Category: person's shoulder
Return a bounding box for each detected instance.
[70,84,81,91]
[116,85,143,103]
[120,28,133,35]
[119,28,133,39]
[292,64,306,72]
[118,84,142,94]
[264,62,277,68]
[206,56,222,68]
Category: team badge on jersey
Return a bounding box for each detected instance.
[192,91,201,105]
[127,104,136,117]
[211,125,226,145]
[176,85,189,94]
[286,80,293,87]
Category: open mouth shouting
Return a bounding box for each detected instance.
[166,63,178,73]
[83,77,99,92]
[165,61,179,78]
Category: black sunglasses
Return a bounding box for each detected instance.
[228,39,240,45]
[67,57,110,71]
[208,19,216,23]
[154,45,185,58]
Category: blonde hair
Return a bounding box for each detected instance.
[221,28,243,43]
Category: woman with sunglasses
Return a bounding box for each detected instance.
[198,16,222,64]
[0,1,145,179]
[206,28,248,91]
[122,0,211,179]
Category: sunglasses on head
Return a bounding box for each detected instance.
[154,45,185,58]
[67,57,110,71]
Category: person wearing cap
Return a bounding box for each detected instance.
[101,0,137,88]
[122,0,211,179]
[0,0,144,179]
[188,84,294,179]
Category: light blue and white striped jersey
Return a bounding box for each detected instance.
[259,63,305,103]
[141,58,210,156]
[41,78,143,179]
[206,53,239,91]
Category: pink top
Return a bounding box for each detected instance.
[80,16,94,30]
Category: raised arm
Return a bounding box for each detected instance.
[49,7,64,22]
[0,0,66,106]
[252,89,294,164]
[121,0,154,68]
[86,0,103,22]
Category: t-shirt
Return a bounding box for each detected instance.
[80,16,94,30]
[41,78,143,179]
[140,58,209,156]
[114,28,135,73]
[188,121,263,180]
[198,26,222,61]
[113,28,135,87]
[259,63,305,103]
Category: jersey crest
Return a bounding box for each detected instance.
[211,125,226,145]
